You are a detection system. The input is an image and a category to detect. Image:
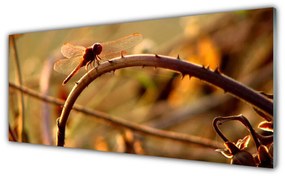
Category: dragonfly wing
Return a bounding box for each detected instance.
[61,43,86,59]
[54,56,83,75]
[100,33,143,59]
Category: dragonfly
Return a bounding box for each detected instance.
[54,33,143,85]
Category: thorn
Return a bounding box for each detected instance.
[56,118,60,127]
[259,91,274,99]
[108,60,114,64]
[155,54,161,58]
[205,65,210,70]
[180,73,186,79]
[177,54,181,60]
[75,81,79,85]
[120,51,125,58]
[188,75,192,80]
[201,65,206,69]
[214,67,221,74]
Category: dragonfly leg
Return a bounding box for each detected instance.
[96,55,102,66]
[85,61,92,70]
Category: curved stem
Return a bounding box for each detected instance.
[212,117,230,142]
[232,115,261,149]
[57,54,273,146]
[213,115,261,149]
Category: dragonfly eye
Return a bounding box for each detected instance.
[92,43,102,55]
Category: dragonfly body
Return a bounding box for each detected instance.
[54,33,143,85]
[62,43,102,85]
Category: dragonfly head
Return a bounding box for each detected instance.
[92,43,102,55]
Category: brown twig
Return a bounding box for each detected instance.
[57,54,273,147]
[9,82,222,149]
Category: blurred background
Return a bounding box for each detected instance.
[9,7,273,164]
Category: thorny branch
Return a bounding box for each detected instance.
[57,54,273,147]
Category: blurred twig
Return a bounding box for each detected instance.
[9,82,222,149]
[9,35,27,142]
[9,82,66,110]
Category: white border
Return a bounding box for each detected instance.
[1,1,283,176]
